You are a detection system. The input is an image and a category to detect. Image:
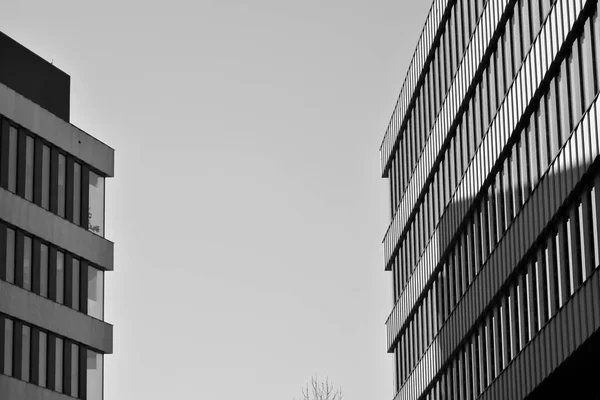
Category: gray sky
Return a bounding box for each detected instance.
[2,1,431,399]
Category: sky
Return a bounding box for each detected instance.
[1,1,432,399]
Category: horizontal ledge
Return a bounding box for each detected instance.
[0,280,112,354]
[0,82,114,178]
[0,374,75,400]
[0,189,113,271]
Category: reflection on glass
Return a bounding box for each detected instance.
[39,331,47,387]
[8,126,17,193]
[86,350,103,400]
[25,135,34,201]
[55,337,63,392]
[3,319,13,376]
[22,325,30,381]
[6,228,15,283]
[58,154,66,218]
[42,145,50,210]
[23,236,32,290]
[87,266,104,319]
[74,163,81,225]
[88,171,105,236]
[57,251,65,304]
[40,244,48,298]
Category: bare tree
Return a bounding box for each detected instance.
[295,375,342,400]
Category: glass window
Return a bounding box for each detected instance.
[40,244,48,298]
[88,171,105,236]
[86,350,103,400]
[55,337,63,393]
[23,236,32,290]
[42,145,50,210]
[57,251,65,304]
[58,154,66,218]
[72,259,80,311]
[4,228,15,283]
[74,162,81,225]
[39,331,47,388]
[71,343,79,397]
[581,20,595,108]
[25,135,34,201]
[3,318,13,376]
[22,325,30,382]
[8,126,17,193]
[88,266,104,319]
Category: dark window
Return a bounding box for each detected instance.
[71,343,79,397]
[8,126,17,193]
[55,337,63,393]
[72,258,80,311]
[40,244,48,298]
[74,162,81,226]
[3,318,13,376]
[58,154,66,218]
[25,135,34,201]
[6,228,15,283]
[56,251,65,304]
[38,331,47,388]
[41,145,50,210]
[23,236,32,290]
[21,325,30,382]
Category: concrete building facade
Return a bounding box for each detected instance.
[0,32,114,400]
[381,0,600,398]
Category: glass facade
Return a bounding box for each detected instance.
[88,171,105,236]
[87,350,103,400]
[381,1,600,399]
[88,266,104,320]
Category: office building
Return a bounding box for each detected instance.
[0,32,114,399]
[381,0,600,398]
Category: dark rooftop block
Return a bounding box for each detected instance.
[0,32,70,122]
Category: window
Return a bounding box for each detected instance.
[71,343,79,397]
[72,259,80,311]
[8,126,17,193]
[40,244,48,298]
[22,325,30,382]
[4,228,15,283]
[42,145,50,210]
[57,251,65,304]
[3,318,13,376]
[88,171,105,236]
[23,236,32,290]
[55,337,63,392]
[74,162,82,225]
[25,135,34,201]
[86,350,103,400]
[88,266,104,320]
[58,154,66,218]
[39,331,47,388]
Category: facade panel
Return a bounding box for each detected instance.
[381,0,600,399]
